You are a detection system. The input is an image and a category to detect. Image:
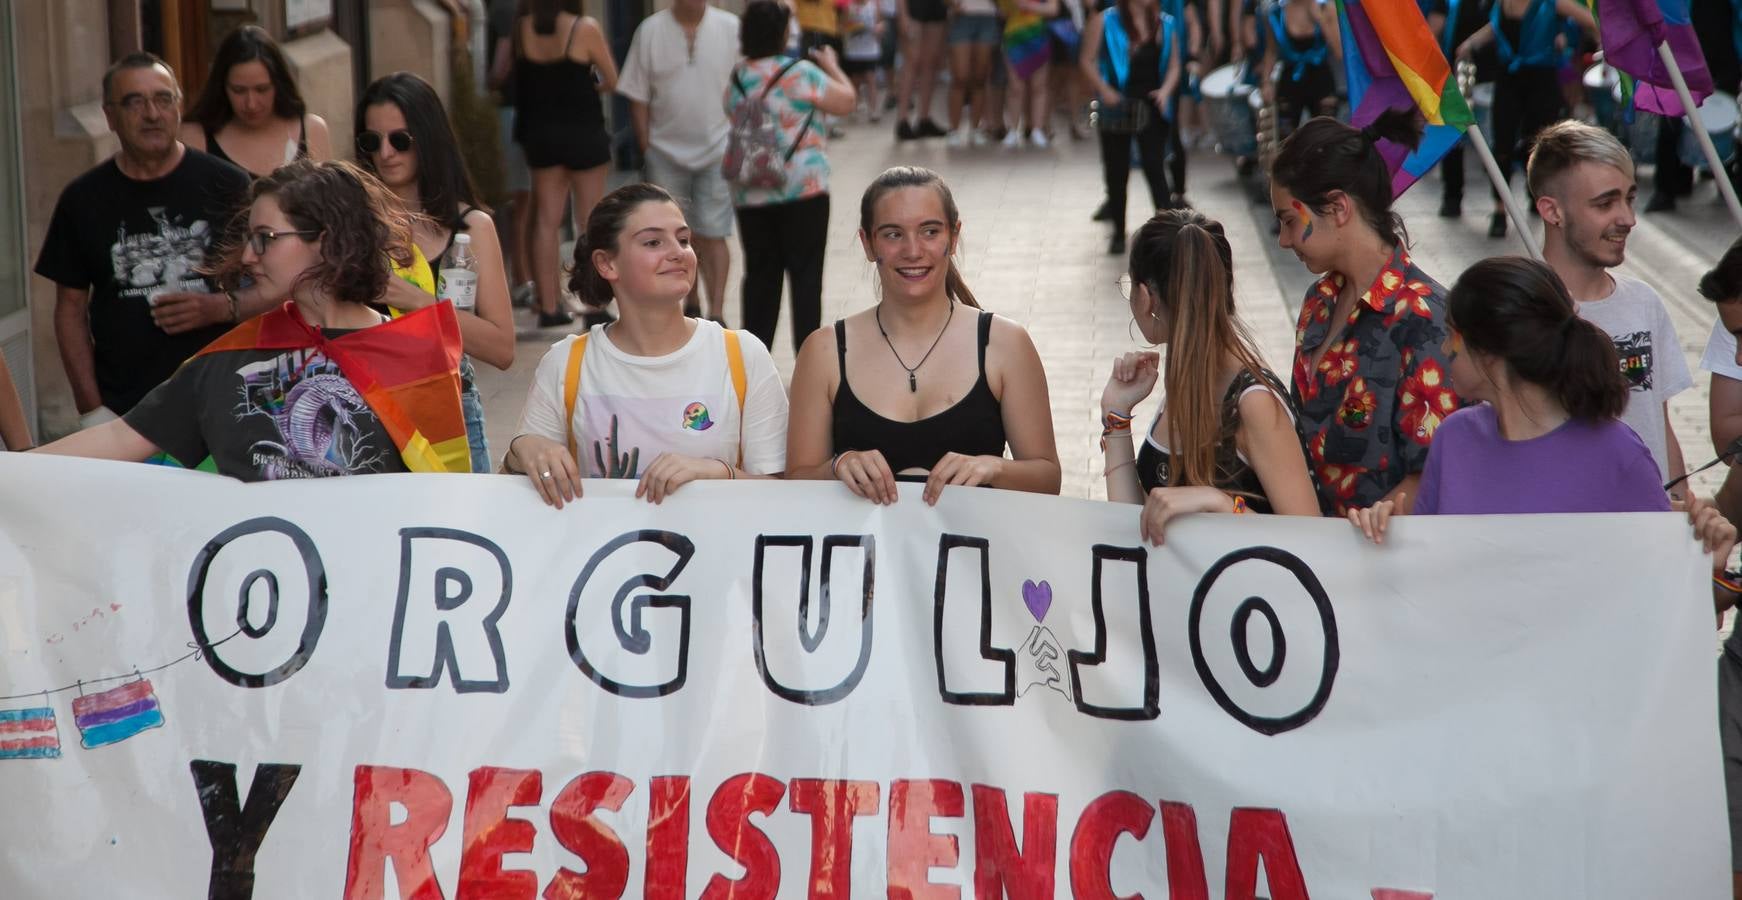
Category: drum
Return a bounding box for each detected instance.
[1613,79,1659,165]
[1202,64,1258,158]
[1680,91,1739,169]
[1585,64,1619,132]
[1469,82,1493,138]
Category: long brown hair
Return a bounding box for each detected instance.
[1129,209,1270,488]
[858,167,981,309]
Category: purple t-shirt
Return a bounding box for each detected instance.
[1414,405,1670,515]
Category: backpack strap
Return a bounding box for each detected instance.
[762,57,817,163]
[562,333,589,461]
[723,329,748,467]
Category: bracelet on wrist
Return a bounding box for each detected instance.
[1230,495,1249,515]
[829,452,846,479]
[718,458,735,480]
[224,290,240,323]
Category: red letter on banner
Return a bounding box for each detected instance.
[1224,808,1310,900]
[700,773,787,900]
[1067,790,1154,900]
[458,767,543,899]
[646,775,692,900]
[971,784,1058,899]
[344,765,455,900]
[789,778,881,898]
[1158,801,1208,900]
[887,779,965,899]
[544,773,634,900]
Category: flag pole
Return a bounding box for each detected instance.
[1464,122,1543,260]
[1656,40,1742,228]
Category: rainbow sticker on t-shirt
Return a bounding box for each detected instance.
[682,402,715,431]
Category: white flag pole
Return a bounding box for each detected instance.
[1657,40,1742,228]
[1464,122,1544,260]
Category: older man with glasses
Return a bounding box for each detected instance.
[33,53,253,428]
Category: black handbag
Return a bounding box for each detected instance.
[1089,98,1152,135]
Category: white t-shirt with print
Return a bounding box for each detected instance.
[1575,274,1693,479]
[1701,318,1742,380]
[617,7,742,171]
[516,319,789,477]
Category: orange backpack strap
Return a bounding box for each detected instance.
[562,334,588,461]
[723,329,748,467]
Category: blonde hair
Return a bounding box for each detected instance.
[1526,119,1636,201]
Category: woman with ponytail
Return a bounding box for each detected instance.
[786,166,1061,505]
[1348,257,1736,565]
[1269,110,1460,516]
[1101,209,1320,544]
[504,183,790,508]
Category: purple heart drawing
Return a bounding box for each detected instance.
[1022,579,1052,623]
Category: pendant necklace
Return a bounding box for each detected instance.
[875,300,955,392]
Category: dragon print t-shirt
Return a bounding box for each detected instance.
[124,332,405,481]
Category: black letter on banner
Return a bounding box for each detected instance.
[190,759,302,900]
[1188,547,1338,735]
[567,530,696,698]
[187,517,326,688]
[1066,545,1160,720]
[751,535,876,705]
[934,534,1015,705]
[385,528,514,693]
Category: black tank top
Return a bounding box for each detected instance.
[1135,368,1296,513]
[831,310,1007,477]
[513,18,606,138]
[203,117,309,177]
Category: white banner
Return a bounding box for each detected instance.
[0,456,1726,898]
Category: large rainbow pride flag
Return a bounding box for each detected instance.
[1336,0,1475,197]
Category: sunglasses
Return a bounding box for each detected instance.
[247,228,321,256]
[357,129,414,155]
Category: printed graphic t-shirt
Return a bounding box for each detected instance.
[616,7,742,170]
[1575,275,1693,480]
[722,56,832,208]
[34,150,251,414]
[516,319,789,477]
[124,333,407,481]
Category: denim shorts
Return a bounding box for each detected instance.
[949,13,1000,45]
[459,356,491,473]
[642,147,736,239]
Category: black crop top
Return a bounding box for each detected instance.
[203,117,309,178]
[1135,368,1296,513]
[831,310,1007,476]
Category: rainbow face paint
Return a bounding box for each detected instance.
[1292,200,1314,241]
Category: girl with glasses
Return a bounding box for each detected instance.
[354,72,517,473]
[37,159,471,480]
[181,25,331,178]
[1101,209,1318,544]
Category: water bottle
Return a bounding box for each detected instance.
[437,233,478,313]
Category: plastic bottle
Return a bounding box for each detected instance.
[437,233,478,312]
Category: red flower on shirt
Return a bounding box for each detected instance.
[1316,338,1361,387]
[1337,377,1378,430]
[1398,358,1457,446]
[1319,463,1366,506]
[1385,281,1435,326]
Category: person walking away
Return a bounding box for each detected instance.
[1081,0,1181,254]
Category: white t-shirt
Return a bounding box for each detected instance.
[516,320,789,477]
[1575,274,1693,479]
[616,7,742,170]
[1701,318,1742,380]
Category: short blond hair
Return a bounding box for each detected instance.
[1526,120,1636,200]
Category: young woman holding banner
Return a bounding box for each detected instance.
[1100,208,1320,545]
[785,167,1061,505]
[1269,111,1461,516]
[1346,256,1737,563]
[505,183,789,509]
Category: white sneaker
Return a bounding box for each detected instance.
[947,127,970,148]
[1029,129,1050,149]
[1001,129,1025,149]
[971,129,991,147]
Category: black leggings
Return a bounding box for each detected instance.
[1489,66,1564,203]
[736,193,830,353]
[1099,113,1173,233]
[1273,65,1337,144]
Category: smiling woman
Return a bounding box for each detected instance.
[180,25,332,178]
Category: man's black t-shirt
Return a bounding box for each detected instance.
[34,149,250,414]
[123,335,408,482]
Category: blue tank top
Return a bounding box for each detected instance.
[1268,1,1329,82]
[1490,0,1569,71]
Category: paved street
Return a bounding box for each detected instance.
[477,118,1739,502]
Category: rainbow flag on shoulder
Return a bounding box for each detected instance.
[1335,0,1476,197]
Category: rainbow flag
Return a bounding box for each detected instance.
[72,680,164,749]
[0,706,61,759]
[197,301,470,474]
[1598,0,1711,116]
[1335,0,1475,196]
[1000,1,1050,81]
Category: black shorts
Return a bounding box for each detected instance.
[518,127,611,171]
[843,57,880,76]
[909,0,948,23]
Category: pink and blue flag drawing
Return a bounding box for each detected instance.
[1336,0,1476,197]
[0,706,62,759]
[72,680,164,749]
[1598,0,1712,116]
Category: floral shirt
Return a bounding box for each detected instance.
[1290,248,1460,515]
[721,56,831,208]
